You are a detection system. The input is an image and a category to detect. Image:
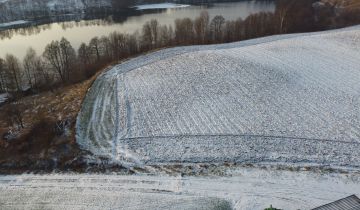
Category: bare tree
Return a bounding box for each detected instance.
[142,21,153,50]
[126,33,140,55]
[43,38,76,83]
[59,38,77,82]
[275,0,296,33]
[194,11,209,44]
[210,15,225,42]
[23,49,50,90]
[5,54,22,91]
[33,57,50,90]
[109,32,126,60]
[224,20,236,42]
[77,42,94,78]
[89,36,101,61]
[149,19,159,47]
[99,36,112,61]
[5,101,25,129]
[0,57,7,92]
[78,43,92,67]
[23,49,49,90]
[159,25,174,47]
[175,18,194,45]
[23,48,35,88]
[23,47,46,89]
[142,19,159,50]
[234,18,244,41]
[43,40,64,82]
[243,14,257,39]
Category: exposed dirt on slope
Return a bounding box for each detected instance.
[0,67,127,174]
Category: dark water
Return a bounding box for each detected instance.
[0,1,274,58]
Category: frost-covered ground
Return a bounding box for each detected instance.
[0,167,359,210]
[77,26,360,169]
[134,3,190,10]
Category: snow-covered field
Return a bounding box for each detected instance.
[77,26,360,169]
[0,168,359,210]
[134,3,190,10]
[2,27,360,210]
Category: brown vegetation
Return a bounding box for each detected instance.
[316,0,360,28]
[0,69,104,173]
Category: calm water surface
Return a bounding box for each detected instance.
[0,1,274,58]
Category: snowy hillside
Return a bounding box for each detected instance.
[77,26,360,169]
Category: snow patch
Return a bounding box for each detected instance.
[0,20,29,28]
[0,93,9,104]
[134,3,190,10]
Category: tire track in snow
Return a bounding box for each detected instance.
[1,168,359,210]
[120,133,360,145]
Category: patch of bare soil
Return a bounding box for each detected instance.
[0,68,126,174]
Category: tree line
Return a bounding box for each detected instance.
[0,0,359,95]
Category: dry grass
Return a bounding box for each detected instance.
[0,66,113,173]
[0,68,105,148]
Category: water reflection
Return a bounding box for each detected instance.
[0,1,274,58]
[0,25,52,40]
[0,14,123,40]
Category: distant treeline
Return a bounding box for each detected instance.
[0,14,139,40]
[0,0,359,96]
[0,0,140,23]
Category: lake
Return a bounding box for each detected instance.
[0,1,275,58]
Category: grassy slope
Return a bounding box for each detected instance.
[0,69,104,173]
